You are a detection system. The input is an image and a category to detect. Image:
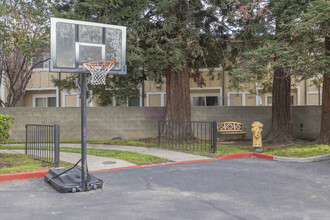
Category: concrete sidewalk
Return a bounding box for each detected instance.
[58,143,211,162]
[0,149,136,171]
[1,144,211,171]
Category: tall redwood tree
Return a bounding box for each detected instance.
[317,36,330,143]
[285,0,329,144]
[226,0,309,144]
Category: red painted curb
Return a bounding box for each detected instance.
[217,152,254,160]
[253,153,274,160]
[0,170,49,182]
[0,153,275,182]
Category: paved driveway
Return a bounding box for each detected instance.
[1,158,330,220]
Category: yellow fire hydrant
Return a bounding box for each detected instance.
[251,121,263,153]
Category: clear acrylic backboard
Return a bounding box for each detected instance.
[50,17,127,74]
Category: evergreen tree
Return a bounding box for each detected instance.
[284,0,329,144]
[227,0,314,145]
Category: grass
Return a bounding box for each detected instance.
[195,143,330,158]
[0,145,170,166]
[60,148,170,165]
[6,139,157,147]
[263,144,330,158]
[0,153,72,174]
[4,139,330,159]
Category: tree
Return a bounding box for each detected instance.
[284,0,329,143]
[52,0,228,121]
[134,1,226,121]
[227,0,312,145]
[0,0,52,107]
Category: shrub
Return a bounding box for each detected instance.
[0,114,15,144]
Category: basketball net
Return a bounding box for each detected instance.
[82,60,115,85]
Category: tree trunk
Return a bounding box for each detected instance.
[165,67,191,122]
[265,67,293,145]
[315,36,330,144]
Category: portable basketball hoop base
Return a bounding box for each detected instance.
[44,166,104,193]
[45,62,114,193]
[47,18,127,193]
[45,71,105,193]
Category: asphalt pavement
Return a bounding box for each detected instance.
[1,158,330,219]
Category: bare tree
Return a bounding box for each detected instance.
[0,0,52,106]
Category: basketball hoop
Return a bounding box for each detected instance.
[82,60,115,85]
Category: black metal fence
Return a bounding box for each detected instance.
[157,121,217,153]
[25,124,60,167]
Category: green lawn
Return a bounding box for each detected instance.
[195,143,330,158]
[0,145,170,167]
[60,147,170,165]
[4,139,330,159]
[0,153,71,174]
[263,144,330,158]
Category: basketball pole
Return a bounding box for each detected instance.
[81,71,88,191]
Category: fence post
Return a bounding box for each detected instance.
[157,121,161,147]
[54,124,60,167]
[25,125,28,155]
[213,121,217,153]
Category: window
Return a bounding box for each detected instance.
[32,53,50,71]
[115,98,126,106]
[192,96,219,106]
[128,97,140,106]
[193,97,205,106]
[33,95,57,107]
[35,97,56,107]
[113,97,141,107]
[206,96,218,106]
[267,96,272,105]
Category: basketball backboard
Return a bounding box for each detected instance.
[50,18,126,74]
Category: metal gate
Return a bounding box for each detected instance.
[157,121,217,153]
[25,124,60,167]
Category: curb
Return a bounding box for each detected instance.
[273,154,330,163]
[2,152,330,182]
[0,170,49,182]
[217,152,274,160]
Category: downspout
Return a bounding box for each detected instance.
[222,64,225,106]
[58,72,61,107]
[141,80,145,107]
[0,76,5,106]
[318,85,321,105]
[304,79,307,105]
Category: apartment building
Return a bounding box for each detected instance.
[1,64,323,108]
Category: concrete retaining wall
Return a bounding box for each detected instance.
[191,106,321,140]
[0,106,321,141]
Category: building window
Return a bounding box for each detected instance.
[267,96,272,105]
[206,96,219,106]
[34,95,56,107]
[32,53,50,71]
[35,97,56,107]
[128,97,140,106]
[192,96,219,106]
[193,97,205,106]
[113,96,141,107]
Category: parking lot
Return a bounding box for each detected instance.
[1,158,330,220]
